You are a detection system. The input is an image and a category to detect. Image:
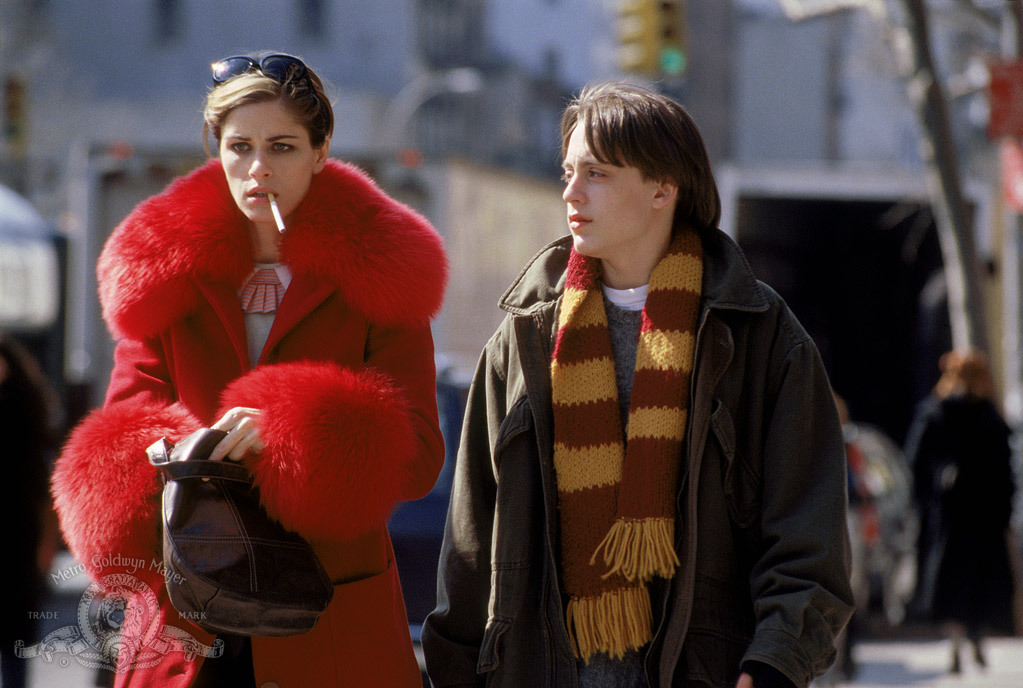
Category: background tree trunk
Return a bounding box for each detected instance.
[899,0,988,354]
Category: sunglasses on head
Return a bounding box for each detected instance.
[211,53,309,85]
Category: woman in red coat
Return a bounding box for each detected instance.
[50,53,447,688]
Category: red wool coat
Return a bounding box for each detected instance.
[50,159,448,688]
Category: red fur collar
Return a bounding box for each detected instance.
[98,159,448,339]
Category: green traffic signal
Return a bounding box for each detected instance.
[660,46,687,76]
[617,0,688,77]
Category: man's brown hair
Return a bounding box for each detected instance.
[560,81,721,233]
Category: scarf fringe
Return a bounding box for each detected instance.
[590,517,680,582]
[566,586,653,663]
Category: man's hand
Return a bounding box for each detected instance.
[209,406,264,462]
[735,672,754,688]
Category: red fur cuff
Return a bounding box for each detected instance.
[50,402,201,577]
[219,361,415,541]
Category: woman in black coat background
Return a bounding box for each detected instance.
[0,335,59,688]
[904,350,1018,673]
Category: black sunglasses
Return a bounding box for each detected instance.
[211,53,309,85]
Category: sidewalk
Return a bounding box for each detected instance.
[833,636,1023,688]
[19,554,1023,688]
[21,551,104,688]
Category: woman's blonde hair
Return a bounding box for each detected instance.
[934,349,995,401]
[202,55,333,155]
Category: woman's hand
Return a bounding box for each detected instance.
[209,406,265,462]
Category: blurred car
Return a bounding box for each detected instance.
[844,421,918,626]
[388,366,467,683]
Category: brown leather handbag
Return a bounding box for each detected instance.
[147,428,333,637]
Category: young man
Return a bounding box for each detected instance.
[422,82,853,688]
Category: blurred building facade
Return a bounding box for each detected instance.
[0,0,617,406]
[0,0,1015,444]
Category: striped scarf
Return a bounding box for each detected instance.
[551,228,703,662]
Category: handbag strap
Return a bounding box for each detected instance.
[159,459,253,483]
[147,428,253,484]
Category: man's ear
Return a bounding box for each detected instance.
[652,180,678,210]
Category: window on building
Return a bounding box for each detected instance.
[154,0,181,42]
[29,0,48,19]
[416,0,482,68]
[543,48,561,80]
[298,0,325,39]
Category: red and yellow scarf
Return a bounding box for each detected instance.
[551,228,703,662]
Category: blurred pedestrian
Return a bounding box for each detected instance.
[422,81,853,688]
[828,392,917,683]
[50,51,448,688]
[904,350,1017,673]
[0,335,59,688]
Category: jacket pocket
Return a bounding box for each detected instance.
[494,396,534,462]
[710,401,759,528]
[477,616,512,674]
[680,574,754,687]
[485,396,550,682]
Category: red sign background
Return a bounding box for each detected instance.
[989,60,1023,139]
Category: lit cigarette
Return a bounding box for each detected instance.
[267,192,286,233]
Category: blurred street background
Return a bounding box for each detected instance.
[17,562,1023,687]
[823,615,1023,688]
[5,1,1023,686]
[838,636,1023,687]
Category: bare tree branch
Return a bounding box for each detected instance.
[900,0,988,352]
[948,0,999,31]
[778,0,886,21]
[780,0,990,352]
[1009,0,1023,55]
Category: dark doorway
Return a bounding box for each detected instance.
[735,196,950,445]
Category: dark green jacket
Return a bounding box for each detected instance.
[422,230,854,688]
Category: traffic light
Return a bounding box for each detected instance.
[4,76,27,157]
[657,0,688,77]
[618,1,689,78]
[619,0,660,75]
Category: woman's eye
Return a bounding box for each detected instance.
[230,142,250,153]
[560,171,572,183]
[273,142,293,152]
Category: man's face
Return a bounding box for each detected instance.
[561,123,675,287]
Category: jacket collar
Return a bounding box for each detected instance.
[499,229,769,315]
[98,159,448,339]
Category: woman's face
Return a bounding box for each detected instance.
[219,98,329,233]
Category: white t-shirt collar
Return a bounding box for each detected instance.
[602,283,648,311]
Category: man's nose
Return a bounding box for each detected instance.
[562,174,582,203]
